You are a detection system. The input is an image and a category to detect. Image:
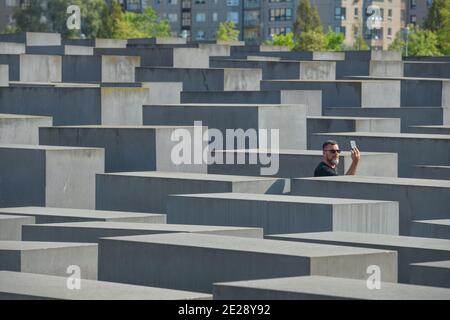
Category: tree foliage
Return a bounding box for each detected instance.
[389,25,442,56]
[293,0,322,36]
[424,0,450,55]
[216,21,240,41]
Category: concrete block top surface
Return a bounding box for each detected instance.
[102,171,282,182]
[348,76,450,82]
[0,214,33,220]
[28,221,262,233]
[413,219,450,226]
[48,125,198,130]
[313,132,450,140]
[0,207,162,219]
[268,232,450,251]
[410,260,450,268]
[296,176,450,188]
[171,193,396,205]
[0,144,102,152]
[219,148,394,157]
[0,271,211,300]
[144,103,303,108]
[215,275,450,300]
[307,116,399,121]
[0,114,52,120]
[100,232,396,258]
[0,241,97,251]
[412,125,450,129]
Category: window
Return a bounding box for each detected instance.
[227,11,239,24]
[335,26,346,36]
[196,13,206,22]
[227,0,239,5]
[168,0,177,4]
[388,9,392,19]
[212,12,218,22]
[6,0,18,6]
[196,31,206,40]
[269,8,292,21]
[335,7,346,20]
[354,7,359,17]
[168,13,178,22]
[269,27,291,37]
[410,0,417,9]
[410,14,417,24]
[388,27,392,37]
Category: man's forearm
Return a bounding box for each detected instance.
[345,161,359,175]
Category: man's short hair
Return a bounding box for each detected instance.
[323,140,338,150]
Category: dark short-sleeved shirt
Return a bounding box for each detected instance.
[314,161,338,177]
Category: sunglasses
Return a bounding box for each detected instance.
[324,149,341,154]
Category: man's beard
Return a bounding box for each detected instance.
[330,159,339,166]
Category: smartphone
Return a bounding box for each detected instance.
[350,140,357,149]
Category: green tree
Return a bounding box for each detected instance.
[216,21,240,41]
[424,0,450,55]
[389,25,442,56]
[295,29,327,51]
[325,27,344,51]
[13,0,49,33]
[114,7,171,39]
[293,0,322,36]
[352,25,369,50]
[265,32,295,50]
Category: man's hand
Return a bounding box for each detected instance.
[351,147,361,164]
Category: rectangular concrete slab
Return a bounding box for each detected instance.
[0,42,25,54]
[207,149,398,178]
[266,231,450,284]
[0,33,61,46]
[167,193,399,235]
[0,271,211,300]
[98,232,397,293]
[410,261,450,289]
[0,65,7,87]
[213,275,450,300]
[0,241,97,279]
[0,207,165,224]
[291,176,450,235]
[410,219,450,240]
[0,113,52,144]
[22,221,263,243]
[0,145,104,209]
[39,125,207,173]
[0,215,35,240]
[309,132,450,177]
[409,125,450,135]
[96,171,289,213]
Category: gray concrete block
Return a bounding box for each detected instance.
[19,55,62,82]
[167,193,399,235]
[181,90,322,116]
[210,59,336,80]
[0,32,61,46]
[410,261,450,289]
[213,275,450,300]
[143,104,307,150]
[412,165,450,180]
[26,45,94,56]
[267,231,450,284]
[261,80,401,108]
[142,82,182,104]
[324,107,448,133]
[98,232,397,293]
[207,149,398,178]
[404,62,450,79]
[0,241,97,279]
[128,37,187,45]
[0,207,166,224]
[0,145,104,209]
[408,125,450,135]
[136,67,261,91]
[345,51,402,61]
[22,221,263,243]
[0,65,7,87]
[96,172,289,213]
[291,176,450,235]
[0,42,25,54]
[39,125,207,173]
[0,114,52,144]
[410,220,450,240]
[0,271,211,300]
[0,214,35,240]
[308,132,450,177]
[199,43,231,56]
[94,39,127,48]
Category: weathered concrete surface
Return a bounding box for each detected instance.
[0,32,61,46]
[210,58,336,80]
[143,104,307,149]
[142,82,182,104]
[166,193,399,235]
[0,114,52,144]
[267,231,450,284]
[0,65,8,86]
[404,62,450,79]
[410,261,450,289]
[309,132,450,177]
[207,149,398,178]
[181,90,322,116]
[128,37,187,45]
[98,232,397,293]
[26,45,94,56]
[0,271,212,300]
[63,38,127,48]
[261,80,401,108]
[345,51,402,62]
[324,107,450,132]
[0,241,97,279]
[0,215,35,240]
[337,60,403,79]
[0,145,104,209]
[39,125,206,173]
[228,50,345,61]
[22,221,263,243]
[213,275,450,300]
[412,165,450,180]
[19,55,62,82]
[0,207,165,224]
[410,220,450,240]
[135,67,262,91]
[96,172,289,213]
[291,176,450,235]
[0,42,25,54]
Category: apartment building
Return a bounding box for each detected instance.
[0,0,22,33]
